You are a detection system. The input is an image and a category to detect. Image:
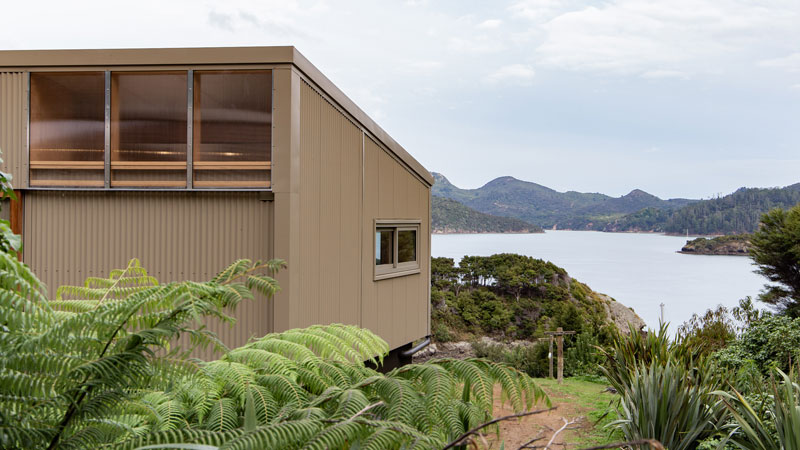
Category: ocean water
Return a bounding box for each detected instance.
[431,231,766,331]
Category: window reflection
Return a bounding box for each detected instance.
[398,230,417,263]
[376,228,393,265]
[30,72,105,187]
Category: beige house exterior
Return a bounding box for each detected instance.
[0,47,433,364]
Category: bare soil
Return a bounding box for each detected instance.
[468,384,596,449]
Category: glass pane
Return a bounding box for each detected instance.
[376,228,394,265]
[111,72,187,187]
[398,230,417,263]
[193,70,271,188]
[30,72,104,186]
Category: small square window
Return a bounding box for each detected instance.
[374,221,420,280]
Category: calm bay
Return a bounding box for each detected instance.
[431,231,766,331]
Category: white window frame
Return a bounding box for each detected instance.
[374,219,421,281]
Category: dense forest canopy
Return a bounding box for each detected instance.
[432,195,542,234]
[433,172,800,235]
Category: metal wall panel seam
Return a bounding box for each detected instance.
[23,72,29,188]
[186,70,193,189]
[104,72,110,188]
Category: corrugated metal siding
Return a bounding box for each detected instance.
[0,72,28,188]
[297,81,363,329]
[361,137,430,350]
[23,191,273,359]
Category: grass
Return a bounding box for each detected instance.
[533,377,623,447]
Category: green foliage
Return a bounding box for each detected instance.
[432,195,542,234]
[711,314,800,375]
[1,255,548,449]
[606,185,800,235]
[715,369,800,450]
[565,333,603,377]
[678,304,739,358]
[0,255,285,449]
[610,361,725,450]
[0,150,21,253]
[681,234,752,255]
[750,204,800,316]
[431,254,621,378]
[600,324,725,449]
[662,186,800,235]
[434,171,800,234]
[431,172,690,229]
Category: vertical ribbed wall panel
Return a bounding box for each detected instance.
[0,72,28,188]
[297,81,363,330]
[361,136,430,350]
[23,191,273,359]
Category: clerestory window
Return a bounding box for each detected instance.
[28,70,272,190]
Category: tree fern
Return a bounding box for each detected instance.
[0,254,548,449]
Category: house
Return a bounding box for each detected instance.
[0,47,433,366]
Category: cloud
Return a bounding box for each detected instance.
[509,0,583,22]
[759,52,800,73]
[447,36,505,54]
[401,60,445,74]
[530,0,800,76]
[486,64,536,85]
[476,19,502,29]
[208,11,234,31]
[641,70,689,80]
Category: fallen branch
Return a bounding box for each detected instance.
[543,417,578,450]
[517,432,545,450]
[441,406,557,450]
[575,439,665,450]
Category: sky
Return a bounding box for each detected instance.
[1,0,799,199]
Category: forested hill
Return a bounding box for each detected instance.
[600,184,800,234]
[432,172,694,228]
[432,196,543,234]
[432,172,800,235]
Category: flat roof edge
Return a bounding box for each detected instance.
[0,46,434,186]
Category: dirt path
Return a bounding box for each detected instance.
[478,384,604,450]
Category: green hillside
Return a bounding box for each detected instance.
[432,195,542,233]
[432,172,693,229]
[433,172,800,235]
[598,184,800,234]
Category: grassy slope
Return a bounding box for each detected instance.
[533,378,622,447]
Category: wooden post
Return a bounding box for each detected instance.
[545,327,574,384]
[548,335,554,379]
[556,327,564,384]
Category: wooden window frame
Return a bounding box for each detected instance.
[374,220,421,281]
[27,70,273,191]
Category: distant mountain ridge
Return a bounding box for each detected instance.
[432,173,694,229]
[432,173,800,235]
[432,196,542,234]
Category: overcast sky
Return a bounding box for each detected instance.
[2,0,799,199]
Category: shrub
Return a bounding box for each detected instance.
[712,314,800,375]
[0,254,549,449]
[601,324,725,449]
[716,369,800,450]
[432,321,454,342]
[611,361,726,450]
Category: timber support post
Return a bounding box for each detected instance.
[545,327,576,384]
